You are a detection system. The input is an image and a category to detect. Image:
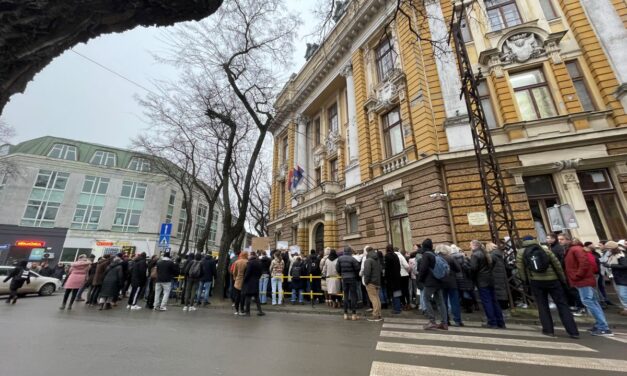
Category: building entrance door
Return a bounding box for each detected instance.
[314,223,324,253]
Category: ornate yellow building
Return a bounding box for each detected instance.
[268,0,627,253]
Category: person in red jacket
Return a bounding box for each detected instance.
[559,233,613,336]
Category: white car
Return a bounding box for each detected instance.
[0,265,62,296]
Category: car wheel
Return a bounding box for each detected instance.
[39,283,56,296]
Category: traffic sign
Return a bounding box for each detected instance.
[160,223,173,236]
[158,234,170,248]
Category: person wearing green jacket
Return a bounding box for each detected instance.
[517,235,579,339]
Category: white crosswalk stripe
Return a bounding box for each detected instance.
[382,323,549,338]
[379,330,596,352]
[370,316,626,375]
[375,341,627,372]
[370,361,502,376]
[383,317,536,330]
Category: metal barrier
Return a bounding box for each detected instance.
[266,274,343,307]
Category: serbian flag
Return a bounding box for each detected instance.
[286,168,294,192]
[292,165,304,190]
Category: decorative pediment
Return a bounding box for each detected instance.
[325,130,343,156]
[365,69,406,118]
[479,28,567,77]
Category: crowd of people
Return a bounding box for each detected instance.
[3,234,625,338]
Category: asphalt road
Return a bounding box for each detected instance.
[1,294,626,376]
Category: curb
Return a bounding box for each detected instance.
[202,302,627,330]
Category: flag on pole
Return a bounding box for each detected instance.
[286,168,294,192]
[292,165,304,190]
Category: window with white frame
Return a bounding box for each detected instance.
[509,68,557,121]
[21,170,69,227]
[478,80,498,128]
[112,181,146,232]
[166,189,176,223]
[48,144,77,161]
[485,0,522,31]
[90,150,117,167]
[71,176,109,230]
[347,210,358,234]
[194,203,208,240]
[327,103,338,134]
[382,107,404,157]
[177,200,188,237]
[128,157,151,172]
[565,61,595,112]
[538,0,558,20]
[209,209,219,243]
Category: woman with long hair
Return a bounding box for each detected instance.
[60,254,91,310]
[470,240,505,328]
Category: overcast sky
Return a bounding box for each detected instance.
[1,1,317,149]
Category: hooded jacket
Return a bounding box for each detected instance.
[516,239,566,284]
[130,255,147,286]
[336,252,360,279]
[564,243,596,288]
[363,251,381,287]
[156,257,180,283]
[417,239,444,288]
[93,258,111,286]
[470,249,494,288]
[200,256,217,283]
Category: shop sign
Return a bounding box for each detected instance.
[16,240,46,247]
[96,241,114,246]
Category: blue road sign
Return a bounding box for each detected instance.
[158,234,170,248]
[160,223,173,236]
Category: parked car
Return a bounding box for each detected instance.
[0,265,62,296]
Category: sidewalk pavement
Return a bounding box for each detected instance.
[194,298,627,329]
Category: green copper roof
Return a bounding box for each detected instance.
[8,136,145,169]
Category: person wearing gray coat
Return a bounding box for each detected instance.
[362,246,382,322]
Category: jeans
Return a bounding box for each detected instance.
[613,281,627,310]
[478,287,505,327]
[423,286,448,324]
[366,284,381,319]
[597,274,609,303]
[291,289,304,303]
[443,288,462,324]
[530,280,579,336]
[259,274,269,304]
[408,279,418,306]
[271,277,283,304]
[577,286,610,331]
[342,278,358,314]
[197,281,213,304]
[154,282,172,309]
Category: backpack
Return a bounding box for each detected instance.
[189,261,202,279]
[291,264,302,279]
[429,252,450,280]
[524,244,550,273]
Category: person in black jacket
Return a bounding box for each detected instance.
[98,257,124,310]
[439,245,463,326]
[305,249,322,303]
[336,246,361,320]
[418,239,448,330]
[241,252,265,316]
[384,245,402,314]
[4,260,31,304]
[197,254,217,306]
[127,252,147,310]
[470,240,505,329]
[154,251,180,311]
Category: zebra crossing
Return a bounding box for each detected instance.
[370,317,627,375]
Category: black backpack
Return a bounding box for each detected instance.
[189,261,202,279]
[524,245,550,273]
[291,264,302,279]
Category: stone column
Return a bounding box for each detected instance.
[340,63,362,188]
[295,115,308,192]
[555,169,598,242]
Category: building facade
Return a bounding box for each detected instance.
[268,0,627,253]
[0,136,222,265]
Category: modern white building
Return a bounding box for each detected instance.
[0,136,222,265]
